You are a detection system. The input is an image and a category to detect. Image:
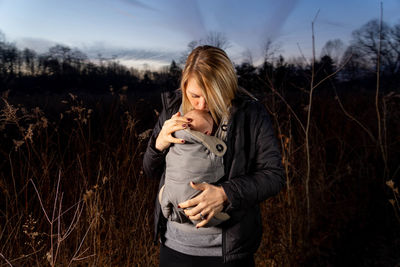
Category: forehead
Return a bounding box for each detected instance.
[185,110,202,119]
[185,110,212,124]
[186,78,203,95]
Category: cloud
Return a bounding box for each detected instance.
[12,36,180,69]
[81,43,181,66]
[14,37,57,53]
[109,0,206,44]
[261,0,300,41]
[86,45,181,70]
[120,0,157,11]
[111,0,158,19]
[160,0,207,40]
[116,0,207,42]
[203,0,299,62]
[319,19,348,28]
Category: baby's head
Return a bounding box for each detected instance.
[184,109,214,136]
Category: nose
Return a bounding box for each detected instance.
[197,98,207,110]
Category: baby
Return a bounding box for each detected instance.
[184,109,214,136]
[159,109,230,227]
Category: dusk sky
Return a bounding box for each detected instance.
[1,0,399,70]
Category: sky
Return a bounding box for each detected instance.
[0,0,399,70]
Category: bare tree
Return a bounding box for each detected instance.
[0,42,18,75]
[389,23,400,73]
[23,48,37,75]
[0,30,6,43]
[203,31,230,50]
[48,45,72,62]
[69,50,88,73]
[262,38,282,64]
[241,48,254,65]
[320,39,345,64]
[179,32,231,66]
[350,19,399,74]
[340,45,369,80]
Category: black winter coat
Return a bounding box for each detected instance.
[143,89,285,263]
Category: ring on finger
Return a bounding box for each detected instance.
[199,212,205,220]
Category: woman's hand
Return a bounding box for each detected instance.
[155,112,192,151]
[178,181,228,228]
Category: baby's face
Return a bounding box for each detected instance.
[184,110,213,136]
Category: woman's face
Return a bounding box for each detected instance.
[186,78,209,111]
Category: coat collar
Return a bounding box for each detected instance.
[161,89,182,116]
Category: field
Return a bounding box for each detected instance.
[0,83,399,266]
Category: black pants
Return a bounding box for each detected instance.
[159,244,255,267]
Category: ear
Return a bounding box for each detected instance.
[204,130,211,136]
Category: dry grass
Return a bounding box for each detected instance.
[0,87,398,266]
[0,93,160,266]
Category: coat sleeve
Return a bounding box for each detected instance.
[142,107,169,180]
[220,104,285,213]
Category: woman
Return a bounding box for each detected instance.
[143,45,285,267]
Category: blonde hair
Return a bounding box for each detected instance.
[181,45,238,125]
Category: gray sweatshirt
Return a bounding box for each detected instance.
[159,128,230,227]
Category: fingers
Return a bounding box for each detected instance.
[162,118,191,138]
[158,116,191,150]
[157,111,193,151]
[168,123,189,135]
[190,206,212,221]
[171,111,181,118]
[178,183,207,209]
[163,119,189,129]
[196,210,215,228]
[171,112,193,123]
[167,135,186,145]
[184,202,205,217]
[169,112,191,124]
[163,111,192,135]
[178,182,225,228]
[178,197,199,210]
[190,181,207,191]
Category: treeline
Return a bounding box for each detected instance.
[235,19,400,98]
[0,41,182,97]
[0,18,399,97]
